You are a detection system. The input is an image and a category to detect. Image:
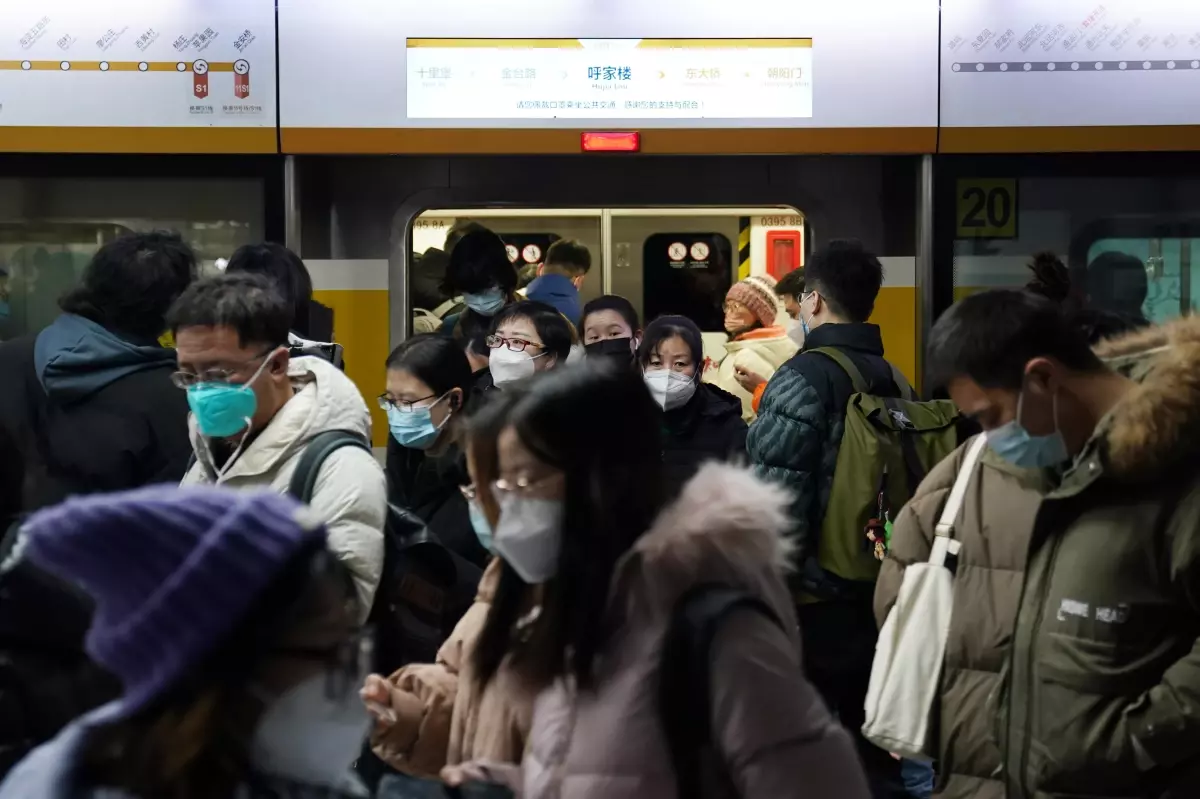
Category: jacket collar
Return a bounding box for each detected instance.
[1058,317,1200,491]
[609,462,794,618]
[802,322,884,355]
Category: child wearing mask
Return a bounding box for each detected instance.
[0,486,373,799]
[639,315,748,496]
[581,295,641,369]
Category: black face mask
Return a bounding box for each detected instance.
[585,337,635,364]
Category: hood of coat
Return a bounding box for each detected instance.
[189,355,372,481]
[611,462,795,619]
[33,313,175,402]
[1089,316,1200,482]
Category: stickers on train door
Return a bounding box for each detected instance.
[505,244,519,263]
[668,242,687,262]
[690,241,710,262]
[522,244,542,264]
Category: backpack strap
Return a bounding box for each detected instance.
[287,430,372,503]
[659,583,785,799]
[809,346,868,394]
[888,364,917,402]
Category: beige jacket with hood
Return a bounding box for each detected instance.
[473,462,870,799]
[181,356,387,617]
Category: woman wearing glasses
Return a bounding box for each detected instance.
[486,301,574,389]
[363,386,538,787]
[0,486,374,799]
[382,334,485,567]
[444,364,868,798]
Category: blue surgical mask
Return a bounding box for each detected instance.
[463,287,506,316]
[799,291,814,337]
[468,499,494,553]
[387,396,450,450]
[987,387,1069,469]
[187,355,273,438]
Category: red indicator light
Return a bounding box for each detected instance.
[581,131,641,152]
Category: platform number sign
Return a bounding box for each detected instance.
[956,179,1017,239]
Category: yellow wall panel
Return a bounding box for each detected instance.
[313,289,391,447]
[869,286,917,392]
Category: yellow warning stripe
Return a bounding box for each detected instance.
[737,219,751,280]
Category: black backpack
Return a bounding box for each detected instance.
[287,431,481,676]
[659,584,785,799]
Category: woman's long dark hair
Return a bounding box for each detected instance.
[78,544,356,799]
[472,361,667,692]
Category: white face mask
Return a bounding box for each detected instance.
[492,492,564,583]
[490,346,542,387]
[644,369,697,411]
[250,673,372,789]
[786,318,806,347]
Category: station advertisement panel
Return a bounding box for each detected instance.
[0,0,277,152]
[278,0,939,153]
[941,0,1200,129]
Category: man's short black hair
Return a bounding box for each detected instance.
[1085,251,1148,316]
[582,295,640,333]
[928,289,1105,391]
[544,239,592,277]
[224,243,314,335]
[804,240,882,322]
[59,231,197,341]
[774,268,806,300]
[441,228,518,297]
[459,305,493,358]
[167,273,291,350]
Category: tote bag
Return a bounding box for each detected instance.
[861,434,987,760]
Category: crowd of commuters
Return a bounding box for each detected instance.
[0,221,1195,799]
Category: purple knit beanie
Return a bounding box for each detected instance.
[21,485,327,717]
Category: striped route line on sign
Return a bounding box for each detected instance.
[0,60,244,73]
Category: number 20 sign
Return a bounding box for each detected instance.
[956,179,1017,239]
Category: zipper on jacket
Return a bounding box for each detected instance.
[1016,528,1065,799]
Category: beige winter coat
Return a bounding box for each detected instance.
[471,462,870,799]
[371,559,536,776]
[705,327,798,422]
[181,356,387,618]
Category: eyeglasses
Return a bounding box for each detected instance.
[723,301,751,315]
[170,349,275,389]
[493,473,559,495]
[378,393,437,413]
[486,334,543,353]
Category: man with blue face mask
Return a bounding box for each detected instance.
[918,288,1200,799]
[171,273,387,622]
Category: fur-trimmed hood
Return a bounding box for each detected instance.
[1092,316,1200,481]
[611,462,796,620]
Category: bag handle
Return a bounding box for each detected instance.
[934,435,987,539]
[810,347,868,394]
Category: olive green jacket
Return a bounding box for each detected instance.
[1000,317,1200,798]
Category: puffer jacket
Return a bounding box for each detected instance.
[874,438,1048,799]
[371,559,536,776]
[494,463,870,799]
[748,323,902,584]
[181,356,386,618]
[705,326,798,422]
[1000,316,1200,799]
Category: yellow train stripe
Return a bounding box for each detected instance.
[738,217,751,281]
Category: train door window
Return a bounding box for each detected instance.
[641,233,733,333]
[1086,236,1198,323]
[497,232,559,291]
